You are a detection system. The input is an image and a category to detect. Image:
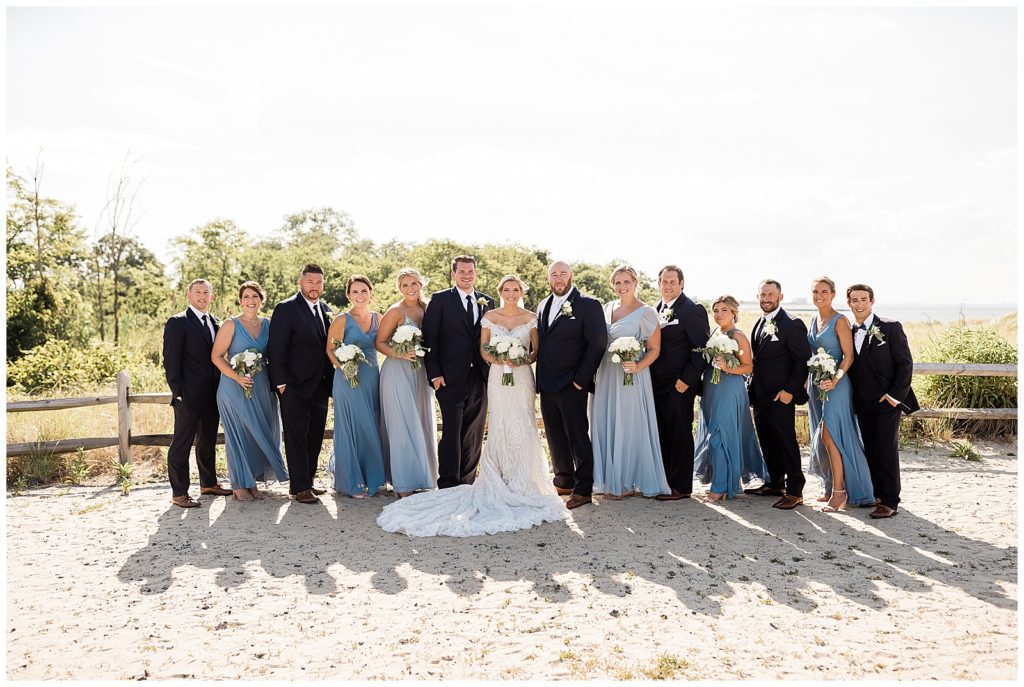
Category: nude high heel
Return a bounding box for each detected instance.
[821,489,847,512]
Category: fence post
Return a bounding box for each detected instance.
[117,371,131,465]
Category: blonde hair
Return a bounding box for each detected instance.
[711,295,740,319]
[395,267,429,309]
[497,274,528,294]
[609,264,639,286]
[812,276,836,293]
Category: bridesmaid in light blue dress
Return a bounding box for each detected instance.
[325,276,386,498]
[375,268,439,496]
[211,281,288,501]
[805,277,875,510]
[693,295,765,501]
[591,266,670,498]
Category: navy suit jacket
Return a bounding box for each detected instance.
[267,292,334,399]
[422,287,494,398]
[748,308,811,407]
[649,293,710,396]
[162,309,220,410]
[535,287,607,394]
[848,316,920,415]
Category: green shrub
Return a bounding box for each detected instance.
[6,339,131,393]
[919,325,1017,437]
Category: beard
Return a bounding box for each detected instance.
[551,281,573,297]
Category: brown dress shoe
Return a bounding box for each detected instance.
[869,504,898,519]
[655,489,690,501]
[772,495,804,510]
[310,487,327,496]
[554,486,573,496]
[294,490,321,504]
[744,485,786,497]
[565,494,592,510]
[200,485,232,496]
[171,495,201,508]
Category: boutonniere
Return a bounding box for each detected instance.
[867,324,885,343]
[763,320,778,337]
[560,301,574,319]
[476,296,488,308]
[659,307,674,325]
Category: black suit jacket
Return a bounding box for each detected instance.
[848,316,920,415]
[748,308,811,407]
[162,309,220,410]
[535,287,608,394]
[649,293,710,396]
[267,292,334,399]
[422,288,494,397]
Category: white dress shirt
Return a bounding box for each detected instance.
[854,313,874,354]
[455,286,479,324]
[188,305,216,341]
[546,287,576,326]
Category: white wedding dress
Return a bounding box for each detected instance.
[377,318,569,537]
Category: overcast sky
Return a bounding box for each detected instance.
[6,5,1017,304]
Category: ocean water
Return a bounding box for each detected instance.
[736,302,1016,323]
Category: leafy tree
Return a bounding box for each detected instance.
[171,218,245,313]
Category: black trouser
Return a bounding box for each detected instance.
[540,384,593,497]
[653,386,698,494]
[855,404,902,509]
[279,389,329,494]
[435,375,488,489]
[167,402,220,497]
[752,399,805,497]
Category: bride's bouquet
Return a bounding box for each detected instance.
[389,324,428,369]
[609,336,643,386]
[693,330,741,385]
[332,340,367,388]
[807,347,839,402]
[484,335,530,386]
[229,348,265,399]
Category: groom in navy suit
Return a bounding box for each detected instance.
[422,255,495,489]
[535,261,607,509]
[267,264,334,504]
[846,283,919,519]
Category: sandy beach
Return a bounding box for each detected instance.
[5,441,1017,680]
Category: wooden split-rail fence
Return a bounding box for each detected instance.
[5,365,1018,463]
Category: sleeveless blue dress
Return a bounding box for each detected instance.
[693,328,767,498]
[806,313,876,506]
[327,312,386,496]
[591,304,670,497]
[216,317,288,489]
[379,313,439,493]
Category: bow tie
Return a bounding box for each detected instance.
[854,323,867,332]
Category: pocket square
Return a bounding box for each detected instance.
[662,319,679,327]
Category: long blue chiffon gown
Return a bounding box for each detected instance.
[216,317,289,489]
[327,312,386,496]
[694,328,767,498]
[806,313,876,506]
[591,304,670,497]
[379,313,439,493]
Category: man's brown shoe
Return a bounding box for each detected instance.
[772,495,804,510]
[744,485,785,497]
[869,504,897,519]
[200,485,232,496]
[554,486,573,496]
[294,490,321,504]
[310,487,327,496]
[655,489,691,501]
[565,494,592,510]
[171,495,201,508]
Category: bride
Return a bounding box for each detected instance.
[377,274,569,537]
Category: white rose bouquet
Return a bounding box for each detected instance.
[390,324,428,369]
[229,347,265,399]
[608,336,644,386]
[483,334,530,386]
[807,347,839,402]
[693,330,741,385]
[332,339,368,388]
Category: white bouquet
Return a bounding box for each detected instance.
[483,334,530,386]
[332,339,368,388]
[693,330,741,385]
[229,347,265,399]
[608,336,644,386]
[390,324,428,369]
[807,347,839,402]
